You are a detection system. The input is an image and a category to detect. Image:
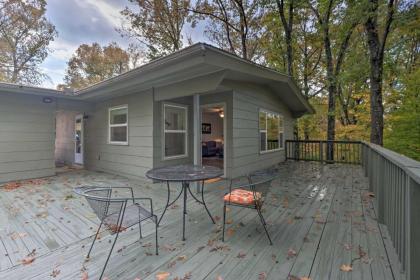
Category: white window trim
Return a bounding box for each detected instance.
[108,105,128,145]
[259,108,284,154]
[163,103,188,160]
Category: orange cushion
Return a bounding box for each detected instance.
[224,189,261,205]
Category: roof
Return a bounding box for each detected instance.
[0,43,314,116]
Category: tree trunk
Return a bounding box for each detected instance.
[365,0,394,146]
[368,50,384,145]
[323,29,336,161]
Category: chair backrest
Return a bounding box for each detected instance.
[248,177,276,204]
[75,186,125,222]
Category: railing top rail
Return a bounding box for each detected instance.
[362,141,420,184]
[286,140,362,144]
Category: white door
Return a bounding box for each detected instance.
[74,114,83,165]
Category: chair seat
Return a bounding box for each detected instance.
[224,189,261,206]
[103,203,156,233]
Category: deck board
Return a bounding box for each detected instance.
[0,162,401,279]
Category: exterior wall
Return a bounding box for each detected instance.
[229,82,295,178]
[0,92,56,183]
[84,90,154,180]
[54,110,78,166]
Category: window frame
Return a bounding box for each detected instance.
[163,103,188,160]
[259,109,284,154]
[108,105,129,145]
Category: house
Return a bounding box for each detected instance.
[0,43,313,183]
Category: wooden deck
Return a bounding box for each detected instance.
[0,162,401,280]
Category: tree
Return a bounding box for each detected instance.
[308,0,359,160]
[275,0,295,76]
[61,42,130,90]
[0,0,57,85]
[120,0,190,59]
[190,0,267,60]
[364,0,395,145]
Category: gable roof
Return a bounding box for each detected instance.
[0,43,314,116]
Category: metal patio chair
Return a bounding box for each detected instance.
[222,171,277,245]
[74,186,158,280]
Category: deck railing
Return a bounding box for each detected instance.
[361,142,420,280]
[285,140,362,164]
[285,139,420,280]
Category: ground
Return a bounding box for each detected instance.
[0,162,401,279]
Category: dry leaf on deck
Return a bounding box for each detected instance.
[20,249,36,265]
[226,228,235,237]
[237,251,246,258]
[258,272,267,280]
[3,181,22,191]
[287,248,297,259]
[177,255,187,261]
[50,268,60,278]
[10,232,27,240]
[81,271,89,280]
[156,271,170,280]
[340,264,353,272]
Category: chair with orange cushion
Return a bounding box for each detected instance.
[222,171,277,245]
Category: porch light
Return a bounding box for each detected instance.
[219,110,224,118]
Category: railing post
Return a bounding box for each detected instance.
[376,156,385,224]
[319,141,323,163]
[408,178,420,280]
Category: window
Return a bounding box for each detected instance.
[164,104,187,159]
[259,109,284,153]
[109,105,128,145]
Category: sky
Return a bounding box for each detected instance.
[41,0,207,89]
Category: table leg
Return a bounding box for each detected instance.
[182,181,188,241]
[158,181,183,227]
[201,181,215,224]
[158,181,171,226]
[186,182,215,224]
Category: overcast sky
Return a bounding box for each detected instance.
[41,0,207,89]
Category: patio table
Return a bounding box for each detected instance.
[146,164,223,241]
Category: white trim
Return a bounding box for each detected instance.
[108,105,129,145]
[74,114,84,165]
[163,103,188,160]
[201,102,227,177]
[259,108,284,154]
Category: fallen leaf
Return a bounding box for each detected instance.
[20,256,35,265]
[216,276,224,280]
[156,271,170,280]
[287,248,297,259]
[181,272,192,280]
[258,272,267,280]
[10,232,27,240]
[50,268,60,278]
[2,181,22,191]
[237,251,246,258]
[226,228,235,237]
[81,271,88,280]
[226,219,233,224]
[20,249,36,265]
[107,224,127,233]
[162,244,176,252]
[340,264,353,272]
[177,255,187,261]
